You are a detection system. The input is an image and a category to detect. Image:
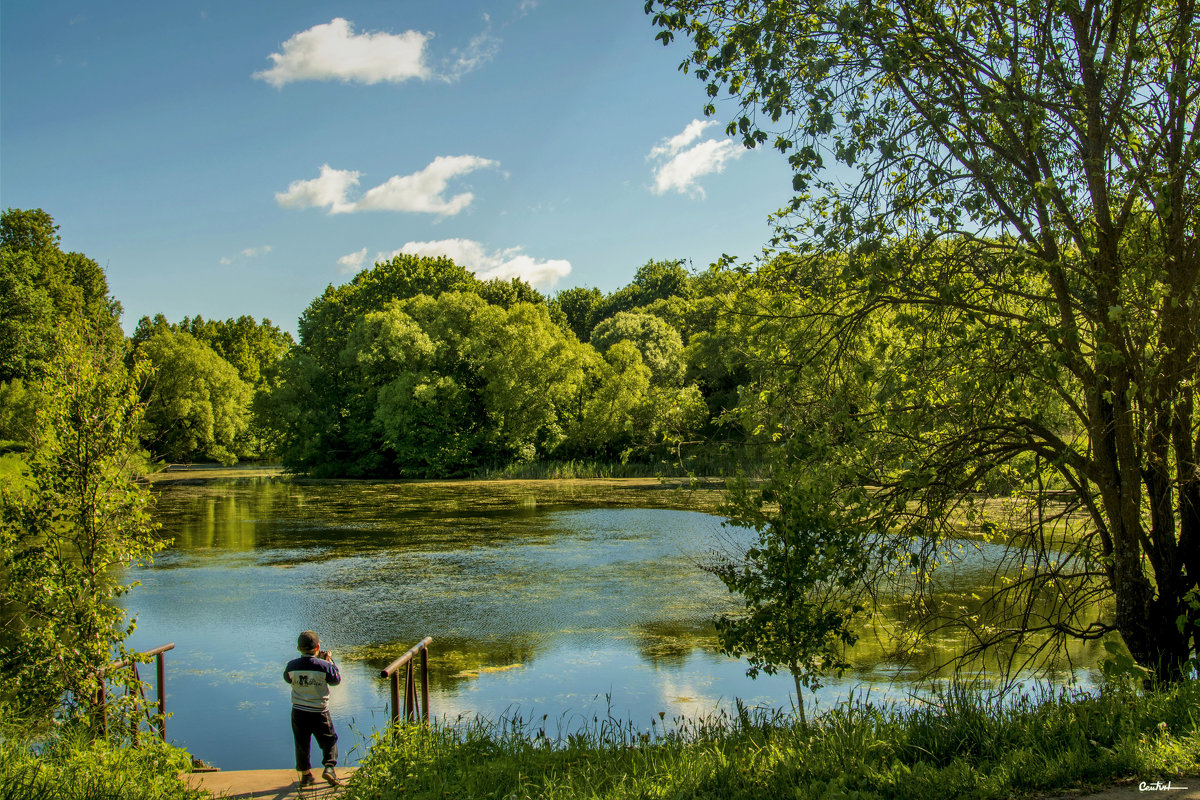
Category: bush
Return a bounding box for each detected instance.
[0,723,202,800]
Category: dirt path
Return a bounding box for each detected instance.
[185,768,357,799]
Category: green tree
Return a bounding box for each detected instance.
[551,286,604,342]
[1,209,123,386]
[649,0,1199,680]
[0,332,161,722]
[139,331,252,464]
[590,259,692,328]
[560,341,651,456]
[590,311,686,388]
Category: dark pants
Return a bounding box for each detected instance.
[291,707,338,772]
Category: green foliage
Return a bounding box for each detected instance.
[0,721,201,800]
[550,286,604,342]
[0,331,163,723]
[345,681,1200,800]
[709,473,869,703]
[138,330,252,465]
[0,209,123,386]
[648,0,1200,681]
[131,314,291,460]
[267,254,719,477]
[135,314,293,389]
[590,311,686,388]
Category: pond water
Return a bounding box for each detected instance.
[122,478,1104,770]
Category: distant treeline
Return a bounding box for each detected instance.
[1,208,767,477]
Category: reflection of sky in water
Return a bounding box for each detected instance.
[123,481,1101,770]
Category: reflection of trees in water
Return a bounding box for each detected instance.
[149,481,1105,690]
[630,621,722,668]
[154,478,300,551]
[345,634,547,692]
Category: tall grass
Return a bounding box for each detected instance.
[344,681,1200,800]
[468,450,769,481]
[0,723,202,800]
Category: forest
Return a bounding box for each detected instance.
[1,207,768,478]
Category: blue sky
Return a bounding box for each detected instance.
[2,1,795,336]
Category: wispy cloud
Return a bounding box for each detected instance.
[277,156,498,217]
[648,119,745,197]
[220,245,272,266]
[444,19,500,81]
[343,239,570,287]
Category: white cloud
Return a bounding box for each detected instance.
[220,245,272,266]
[395,238,571,288]
[649,119,716,160]
[254,18,431,87]
[355,156,498,215]
[337,247,369,274]
[277,156,497,217]
[276,164,361,213]
[445,22,499,81]
[648,120,745,198]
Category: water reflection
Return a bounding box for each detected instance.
[123,479,1103,771]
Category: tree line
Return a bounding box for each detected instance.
[1,207,763,477]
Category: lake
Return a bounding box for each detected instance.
[122,477,1104,770]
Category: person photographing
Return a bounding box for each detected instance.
[284,630,344,787]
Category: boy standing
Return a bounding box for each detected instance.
[284,630,344,787]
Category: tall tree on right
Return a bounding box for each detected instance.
[648,0,1198,680]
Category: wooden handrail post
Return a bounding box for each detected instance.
[390,671,401,725]
[380,637,432,727]
[420,647,429,722]
[93,643,174,742]
[156,650,167,741]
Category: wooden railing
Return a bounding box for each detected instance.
[96,642,175,741]
[380,636,432,724]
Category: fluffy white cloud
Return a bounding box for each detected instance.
[395,238,572,288]
[254,18,431,87]
[648,120,745,197]
[277,156,497,216]
[337,247,368,274]
[355,156,498,215]
[275,164,361,213]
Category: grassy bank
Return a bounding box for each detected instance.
[345,682,1200,800]
[0,725,202,800]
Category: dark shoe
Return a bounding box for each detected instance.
[298,771,316,787]
[322,766,344,786]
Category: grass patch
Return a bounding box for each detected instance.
[345,681,1200,800]
[0,723,203,800]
